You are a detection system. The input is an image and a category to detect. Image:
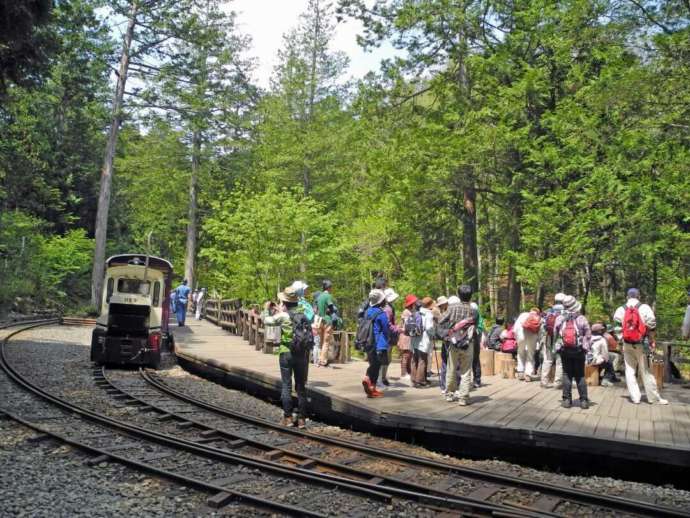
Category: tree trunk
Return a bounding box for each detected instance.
[90,1,138,310]
[462,186,479,294]
[184,130,201,289]
[506,202,522,320]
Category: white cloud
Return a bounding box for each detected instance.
[230,0,398,88]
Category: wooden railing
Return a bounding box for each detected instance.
[202,298,352,363]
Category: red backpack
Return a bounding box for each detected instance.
[561,314,579,349]
[523,313,541,333]
[501,328,517,353]
[622,303,646,344]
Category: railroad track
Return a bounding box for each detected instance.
[2,320,689,517]
[60,316,97,326]
[119,367,690,518]
[0,320,544,517]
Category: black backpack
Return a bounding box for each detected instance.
[355,308,382,352]
[289,311,314,355]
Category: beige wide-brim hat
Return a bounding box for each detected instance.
[383,288,399,303]
[436,296,449,306]
[369,289,386,306]
[278,286,299,303]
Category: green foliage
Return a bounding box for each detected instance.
[200,188,339,302]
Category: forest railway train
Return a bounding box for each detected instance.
[90,254,176,369]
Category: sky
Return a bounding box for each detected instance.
[230,0,398,88]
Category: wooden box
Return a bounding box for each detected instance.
[480,349,495,377]
[495,352,512,377]
[651,360,664,389]
[585,364,600,386]
[502,358,516,379]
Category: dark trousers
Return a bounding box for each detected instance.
[412,348,428,385]
[472,338,481,384]
[600,360,616,381]
[279,351,308,418]
[366,349,385,385]
[562,351,588,402]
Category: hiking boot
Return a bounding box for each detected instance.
[361,377,373,397]
[458,399,469,406]
[473,380,481,388]
[381,378,390,386]
[601,379,613,387]
[445,393,456,403]
[540,382,553,388]
[561,399,572,409]
[370,388,384,398]
[580,399,589,410]
[655,398,669,405]
[517,373,525,381]
[297,418,306,429]
[281,416,294,427]
[524,374,532,382]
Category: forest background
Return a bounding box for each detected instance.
[0,0,688,337]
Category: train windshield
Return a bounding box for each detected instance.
[117,278,151,295]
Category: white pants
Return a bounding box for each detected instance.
[623,344,663,403]
[609,351,622,372]
[517,334,539,376]
[195,306,202,320]
[541,345,563,385]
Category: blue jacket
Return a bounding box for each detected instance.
[366,306,389,352]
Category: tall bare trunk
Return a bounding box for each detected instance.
[462,187,479,294]
[91,1,138,310]
[184,131,201,288]
[506,200,522,319]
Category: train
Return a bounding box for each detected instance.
[90,254,176,369]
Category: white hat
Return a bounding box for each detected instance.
[563,295,581,313]
[368,289,386,306]
[383,288,399,303]
[554,293,566,303]
[291,280,308,291]
[436,296,449,306]
[447,295,460,304]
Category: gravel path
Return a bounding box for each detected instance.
[3,324,690,516]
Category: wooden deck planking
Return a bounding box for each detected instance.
[174,318,690,465]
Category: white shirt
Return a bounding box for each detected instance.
[590,335,609,365]
[613,298,656,331]
[514,311,542,344]
[413,307,436,353]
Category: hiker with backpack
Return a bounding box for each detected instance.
[613,288,668,405]
[470,301,486,388]
[377,288,400,389]
[316,280,336,367]
[554,295,591,409]
[359,289,390,398]
[398,295,416,382]
[540,294,565,388]
[409,297,435,387]
[264,287,314,428]
[487,317,505,351]
[589,323,620,386]
[514,307,543,381]
[438,285,478,406]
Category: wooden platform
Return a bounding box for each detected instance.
[174,318,690,477]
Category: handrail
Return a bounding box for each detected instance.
[202,298,352,363]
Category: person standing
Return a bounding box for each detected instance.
[555,296,591,409]
[378,288,400,388]
[264,287,312,428]
[174,279,191,326]
[541,294,565,388]
[194,288,206,320]
[410,297,435,387]
[361,289,389,398]
[398,295,417,382]
[316,280,336,367]
[514,307,542,381]
[438,285,477,406]
[470,301,485,388]
[613,288,668,405]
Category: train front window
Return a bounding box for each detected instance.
[106,278,114,303]
[117,278,151,295]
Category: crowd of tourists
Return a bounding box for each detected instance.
[248,278,679,427]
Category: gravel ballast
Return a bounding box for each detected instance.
[3,324,690,515]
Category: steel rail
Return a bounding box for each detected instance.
[0,322,542,517]
[0,409,323,517]
[142,369,690,518]
[98,367,553,517]
[0,330,399,508]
